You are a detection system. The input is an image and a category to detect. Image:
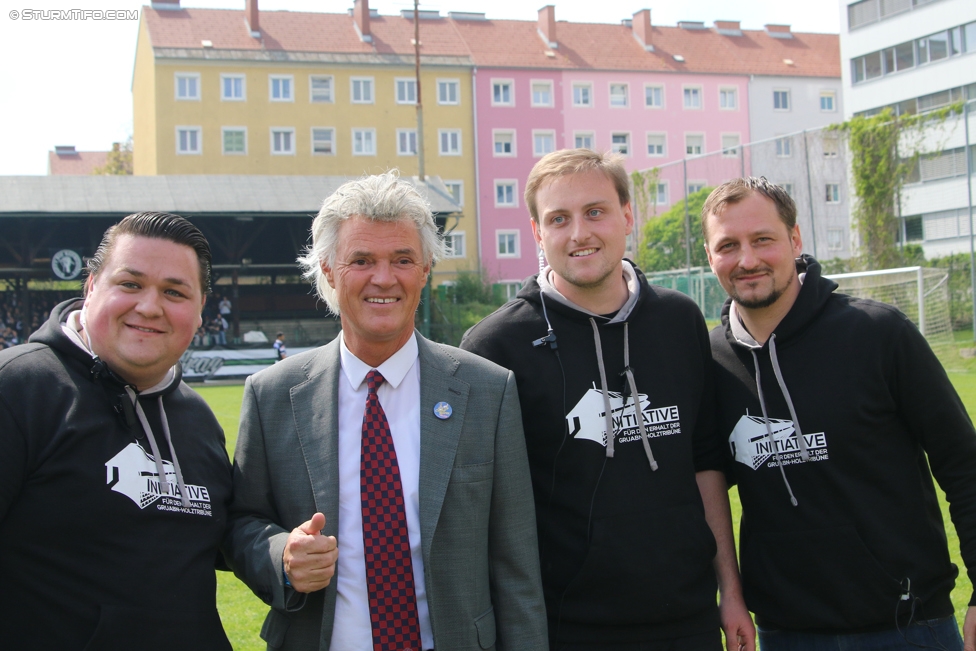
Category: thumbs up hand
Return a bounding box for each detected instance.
[282,512,338,593]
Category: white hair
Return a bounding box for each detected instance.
[297,171,444,314]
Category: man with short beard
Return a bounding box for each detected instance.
[703,176,976,651]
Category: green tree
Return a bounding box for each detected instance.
[93,137,133,175]
[636,186,712,272]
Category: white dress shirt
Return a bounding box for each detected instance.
[330,332,433,650]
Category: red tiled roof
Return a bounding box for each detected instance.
[145,8,472,58]
[143,6,839,78]
[48,151,110,176]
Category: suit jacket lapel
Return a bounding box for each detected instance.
[291,337,342,536]
[417,335,469,561]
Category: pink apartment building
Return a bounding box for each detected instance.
[457,8,837,287]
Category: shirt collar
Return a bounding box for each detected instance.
[339,331,419,391]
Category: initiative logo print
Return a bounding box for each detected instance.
[729,414,829,470]
[105,442,213,516]
[567,383,681,447]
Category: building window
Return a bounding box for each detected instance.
[773,89,790,110]
[176,127,201,154]
[397,129,417,156]
[531,80,554,107]
[688,182,705,195]
[645,84,664,108]
[497,230,519,257]
[351,77,374,104]
[437,79,460,105]
[852,51,883,84]
[646,133,666,157]
[823,134,840,158]
[444,232,466,258]
[611,133,630,155]
[683,86,702,109]
[270,75,293,102]
[439,129,461,156]
[655,182,669,205]
[497,281,521,300]
[221,74,245,101]
[396,78,417,104]
[775,137,792,157]
[443,180,463,206]
[828,229,844,251]
[310,76,333,103]
[495,181,518,207]
[271,128,295,155]
[493,130,515,156]
[781,183,794,198]
[492,80,514,106]
[820,91,836,112]
[175,73,200,101]
[721,134,740,157]
[222,127,246,155]
[311,128,334,155]
[609,83,628,107]
[573,82,592,107]
[685,134,704,156]
[352,128,376,155]
[825,183,840,203]
[533,130,555,157]
[719,87,737,110]
[575,132,594,149]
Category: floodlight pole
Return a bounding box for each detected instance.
[964,99,975,343]
[415,0,431,338]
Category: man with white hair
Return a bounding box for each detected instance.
[226,172,547,651]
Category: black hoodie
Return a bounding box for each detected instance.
[0,299,233,650]
[711,255,976,633]
[462,262,725,644]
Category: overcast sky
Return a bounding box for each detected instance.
[0,0,842,176]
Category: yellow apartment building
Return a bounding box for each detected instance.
[133,0,479,281]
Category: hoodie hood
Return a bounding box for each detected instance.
[518,260,659,470]
[720,254,837,349]
[31,298,191,506]
[718,254,837,506]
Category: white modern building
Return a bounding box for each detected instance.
[747,72,851,261]
[840,0,976,258]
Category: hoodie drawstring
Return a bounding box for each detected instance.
[622,323,658,471]
[124,386,191,507]
[750,332,808,507]
[589,319,658,470]
[769,335,809,462]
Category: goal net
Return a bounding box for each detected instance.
[825,266,955,364]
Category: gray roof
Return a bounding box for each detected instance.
[0,174,462,217]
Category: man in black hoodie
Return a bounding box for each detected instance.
[704,177,976,651]
[0,212,233,650]
[462,149,754,651]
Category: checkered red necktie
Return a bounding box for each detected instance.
[361,370,422,651]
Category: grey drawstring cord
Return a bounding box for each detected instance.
[124,386,190,507]
[768,334,809,462]
[589,319,658,470]
[622,323,657,471]
[751,349,799,507]
[590,318,616,458]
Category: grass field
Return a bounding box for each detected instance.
[197,372,976,649]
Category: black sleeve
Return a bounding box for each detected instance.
[892,317,976,606]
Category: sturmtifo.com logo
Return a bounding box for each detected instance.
[105,442,212,516]
[729,414,828,470]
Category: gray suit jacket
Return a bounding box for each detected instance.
[226,333,547,650]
